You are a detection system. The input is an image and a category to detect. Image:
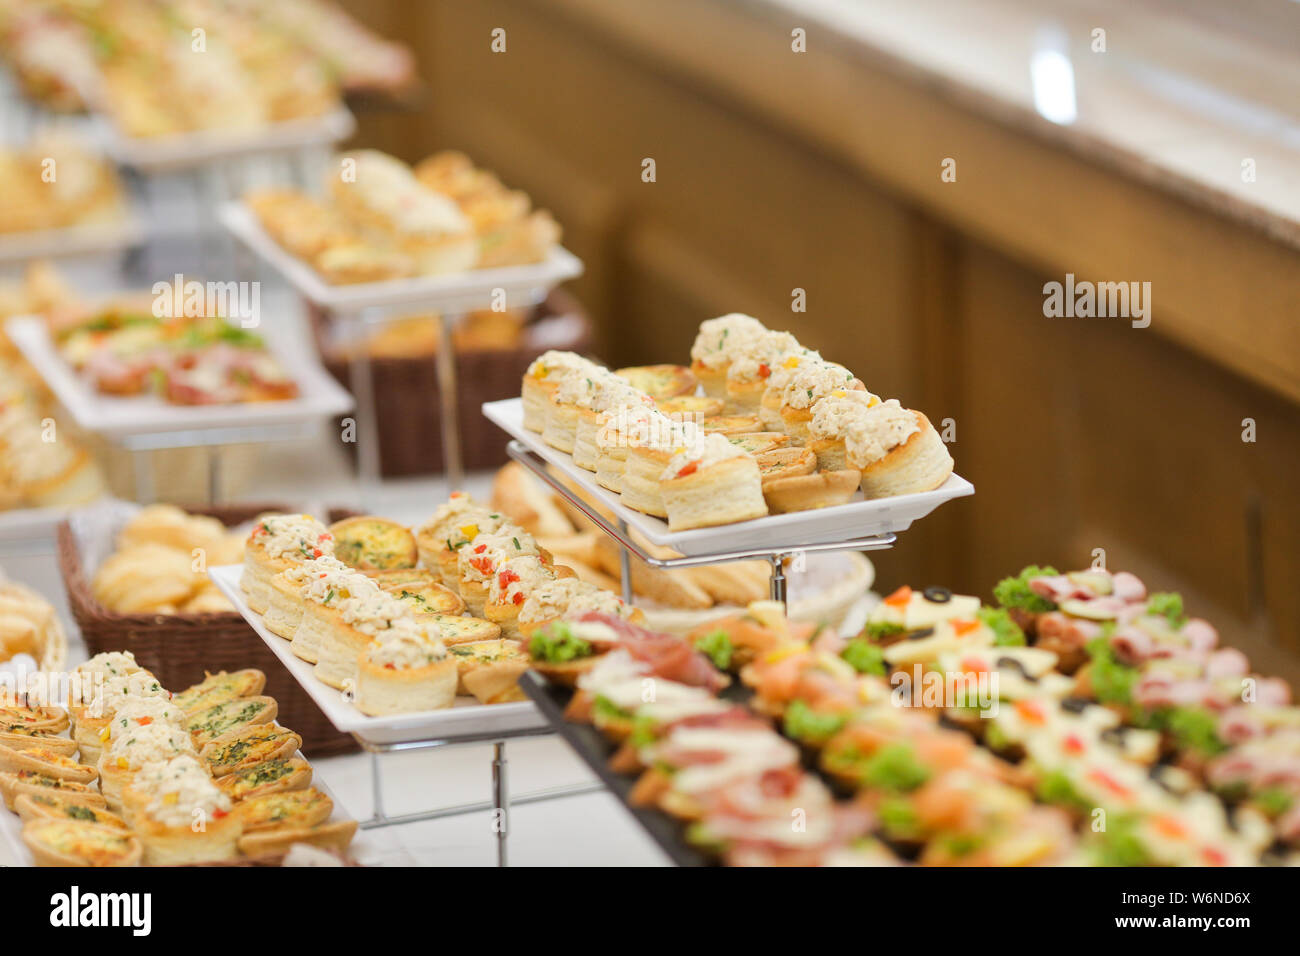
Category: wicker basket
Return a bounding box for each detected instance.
[312,289,592,477]
[57,504,358,757]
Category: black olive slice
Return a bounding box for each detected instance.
[994,656,1038,682]
[1060,697,1091,714]
[922,586,952,603]
[905,627,936,641]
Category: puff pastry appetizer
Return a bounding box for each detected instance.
[689,313,767,398]
[239,514,335,614]
[659,434,769,532]
[355,630,457,716]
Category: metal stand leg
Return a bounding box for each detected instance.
[346,311,382,505]
[617,519,633,606]
[207,447,222,505]
[370,750,387,824]
[132,449,154,503]
[437,311,464,491]
[492,741,509,867]
[769,553,787,605]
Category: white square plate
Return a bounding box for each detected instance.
[99,107,356,173]
[219,201,584,313]
[482,397,974,557]
[5,316,355,441]
[208,565,546,746]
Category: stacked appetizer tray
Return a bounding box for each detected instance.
[487,398,971,555]
[0,651,360,867]
[219,148,583,313]
[209,565,546,746]
[519,566,1300,867]
[100,108,356,174]
[5,315,354,440]
[207,504,626,747]
[487,311,971,557]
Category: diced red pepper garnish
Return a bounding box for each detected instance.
[512,592,525,605]
[474,544,487,554]
[1201,847,1227,866]
[1062,733,1085,755]
[1152,816,1187,840]
[1086,768,1133,801]
[758,363,771,378]
[135,716,153,726]
[1014,699,1046,724]
[213,808,228,819]
[960,656,987,674]
[312,549,323,557]
[676,461,699,478]
[498,569,520,588]
[883,586,912,608]
[952,619,980,636]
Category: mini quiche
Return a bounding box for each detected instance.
[753,446,817,484]
[655,395,725,419]
[730,433,793,457]
[15,792,128,829]
[0,744,97,784]
[369,568,439,590]
[215,757,312,801]
[185,696,278,749]
[235,786,333,833]
[448,640,530,702]
[428,614,501,646]
[0,729,79,757]
[172,669,268,714]
[0,705,70,735]
[702,415,764,436]
[328,516,418,571]
[0,770,106,811]
[201,723,303,778]
[237,818,357,858]
[388,582,466,617]
[615,364,696,400]
[22,819,142,867]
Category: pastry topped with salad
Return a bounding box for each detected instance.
[48,298,299,406]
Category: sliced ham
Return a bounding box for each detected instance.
[571,611,728,692]
[1182,619,1219,653]
[1037,611,1103,649]
[1111,571,1148,602]
[1204,648,1249,680]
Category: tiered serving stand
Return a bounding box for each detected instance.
[210,385,969,866]
[212,217,587,864]
[219,200,584,496]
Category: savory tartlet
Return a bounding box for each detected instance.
[200,723,303,778]
[22,819,142,867]
[184,696,278,749]
[328,516,419,571]
[214,757,313,802]
[614,364,696,400]
[0,729,78,757]
[234,786,333,833]
[171,669,268,715]
[0,769,106,811]
[15,792,128,829]
[0,744,97,785]
[237,819,358,857]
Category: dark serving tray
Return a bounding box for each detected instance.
[519,670,720,867]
